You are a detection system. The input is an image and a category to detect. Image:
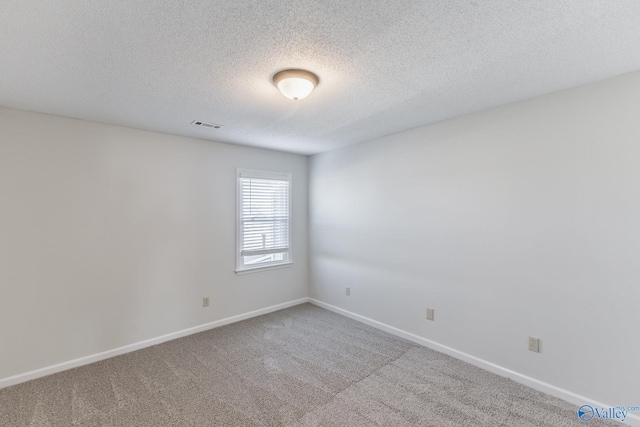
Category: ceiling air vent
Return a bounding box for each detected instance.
[191,120,223,129]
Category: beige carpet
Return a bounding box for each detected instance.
[0,303,616,426]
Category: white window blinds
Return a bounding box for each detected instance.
[237,169,291,271]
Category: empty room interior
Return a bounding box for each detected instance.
[1,1,639,426]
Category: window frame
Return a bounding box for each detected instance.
[236,168,293,274]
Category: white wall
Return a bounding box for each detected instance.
[0,108,308,381]
[309,71,640,406]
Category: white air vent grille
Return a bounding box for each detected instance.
[191,120,223,129]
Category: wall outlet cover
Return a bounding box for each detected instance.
[426,308,435,321]
[203,297,210,307]
[529,336,540,352]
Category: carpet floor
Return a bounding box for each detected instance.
[0,303,616,426]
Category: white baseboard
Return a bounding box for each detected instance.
[309,298,640,426]
[0,297,310,390]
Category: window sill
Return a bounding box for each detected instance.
[235,262,294,275]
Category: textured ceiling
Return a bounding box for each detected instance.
[1,1,640,155]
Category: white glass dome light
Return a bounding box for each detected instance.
[273,69,319,101]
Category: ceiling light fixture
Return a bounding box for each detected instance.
[273,69,318,101]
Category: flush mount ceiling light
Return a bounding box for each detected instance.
[273,69,319,101]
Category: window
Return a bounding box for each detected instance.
[236,169,292,273]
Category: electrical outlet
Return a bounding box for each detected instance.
[426,308,435,321]
[203,297,209,307]
[528,336,540,352]
[345,287,350,296]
